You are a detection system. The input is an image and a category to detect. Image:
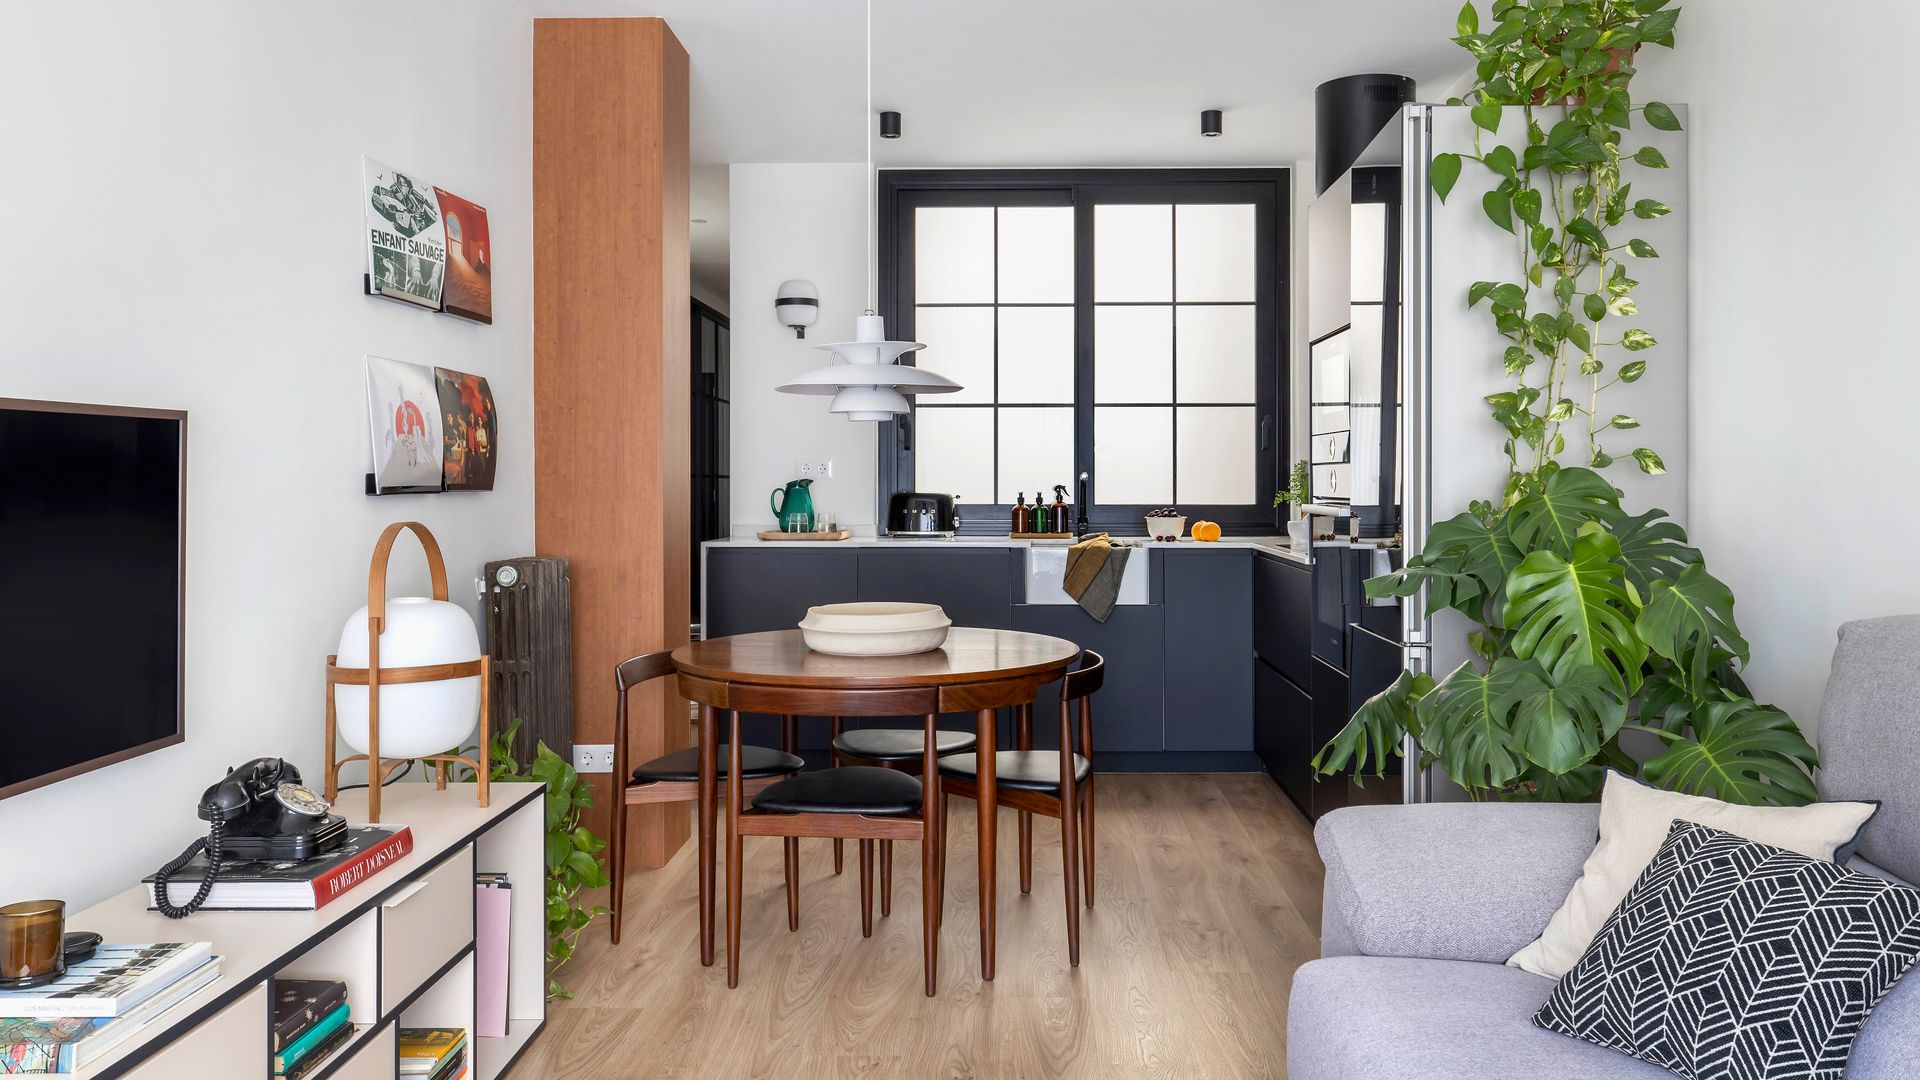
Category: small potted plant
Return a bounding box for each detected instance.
[1274,460,1311,551]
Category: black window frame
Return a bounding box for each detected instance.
[877,168,1288,537]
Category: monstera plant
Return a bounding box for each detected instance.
[1314,0,1820,806]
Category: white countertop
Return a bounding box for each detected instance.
[706,533,1312,565]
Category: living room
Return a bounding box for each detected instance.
[0,2,1915,1078]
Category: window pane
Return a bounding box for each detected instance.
[1349,405,1382,508]
[997,207,1073,303]
[915,207,994,303]
[996,407,1073,504]
[1094,204,1171,302]
[1095,305,1172,403]
[914,306,994,405]
[1175,304,1256,403]
[1175,204,1256,302]
[1095,406,1172,505]
[914,407,994,504]
[1348,304,1383,404]
[1177,407,1256,504]
[1350,202,1387,304]
[997,307,1074,403]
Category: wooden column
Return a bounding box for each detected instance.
[534,18,691,868]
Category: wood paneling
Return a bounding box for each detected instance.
[534,17,691,868]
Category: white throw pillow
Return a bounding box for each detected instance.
[1507,770,1878,979]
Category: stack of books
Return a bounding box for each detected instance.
[144,825,414,911]
[0,943,219,1073]
[271,979,353,1079]
[399,1027,468,1080]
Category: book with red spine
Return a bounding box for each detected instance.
[144,827,413,911]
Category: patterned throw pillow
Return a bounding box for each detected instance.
[1534,819,1920,1080]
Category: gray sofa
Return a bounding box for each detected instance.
[1287,615,1920,1079]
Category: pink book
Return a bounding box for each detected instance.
[474,877,512,1038]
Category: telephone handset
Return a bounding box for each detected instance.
[152,758,348,919]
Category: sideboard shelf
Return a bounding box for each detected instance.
[56,781,547,1080]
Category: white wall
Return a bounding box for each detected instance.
[1634,2,1920,734]
[0,0,534,908]
[728,163,878,532]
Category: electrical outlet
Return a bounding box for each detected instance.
[573,744,615,773]
[795,458,833,479]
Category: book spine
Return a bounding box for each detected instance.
[273,985,348,1051]
[311,827,414,908]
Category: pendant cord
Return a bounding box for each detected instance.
[864,0,875,314]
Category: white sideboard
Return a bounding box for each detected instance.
[60,781,547,1080]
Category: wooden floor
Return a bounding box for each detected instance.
[518,774,1324,1079]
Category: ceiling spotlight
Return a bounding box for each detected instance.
[1201,109,1223,137]
[879,110,902,139]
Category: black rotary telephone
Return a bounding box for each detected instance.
[151,758,348,919]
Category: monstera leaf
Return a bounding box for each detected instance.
[1637,699,1819,806]
[1369,511,1524,625]
[1636,562,1749,695]
[1417,657,1543,791]
[1611,508,1701,596]
[1506,467,1622,555]
[1508,664,1630,774]
[1314,669,1434,779]
[1502,530,1649,692]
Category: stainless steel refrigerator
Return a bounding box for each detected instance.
[1305,102,1690,803]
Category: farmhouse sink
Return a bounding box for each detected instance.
[1022,541,1150,606]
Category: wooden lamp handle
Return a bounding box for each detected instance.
[366,521,451,631]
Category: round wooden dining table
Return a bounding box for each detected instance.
[670,627,1081,981]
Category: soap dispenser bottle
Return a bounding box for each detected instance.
[1012,493,1031,535]
[1051,485,1070,530]
[1031,493,1051,535]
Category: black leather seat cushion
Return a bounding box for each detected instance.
[631,745,804,784]
[751,766,924,816]
[938,751,1092,793]
[832,727,977,761]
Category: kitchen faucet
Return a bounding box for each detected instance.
[1076,471,1090,538]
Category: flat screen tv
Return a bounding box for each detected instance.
[0,399,186,799]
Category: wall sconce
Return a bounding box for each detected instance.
[775,279,819,339]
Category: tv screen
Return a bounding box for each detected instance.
[0,399,185,798]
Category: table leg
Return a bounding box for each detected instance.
[698,704,718,967]
[976,706,997,981]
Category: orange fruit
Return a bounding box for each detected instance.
[1193,520,1222,542]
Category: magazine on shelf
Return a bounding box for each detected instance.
[398,1027,466,1075]
[0,943,213,1019]
[143,826,412,911]
[0,957,219,1072]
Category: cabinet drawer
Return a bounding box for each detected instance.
[330,1022,395,1080]
[382,845,474,1007]
[125,985,267,1080]
[1254,554,1311,687]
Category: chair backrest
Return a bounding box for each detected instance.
[1816,615,1920,883]
[615,651,675,694]
[1062,650,1105,701]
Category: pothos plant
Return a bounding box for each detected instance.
[463,718,611,1000]
[1314,0,1821,806]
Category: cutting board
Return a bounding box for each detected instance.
[755,529,853,541]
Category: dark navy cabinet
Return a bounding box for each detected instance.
[1256,657,1313,813]
[1254,551,1317,815]
[1011,604,1165,755]
[1162,549,1253,752]
[705,547,859,636]
[855,547,1016,628]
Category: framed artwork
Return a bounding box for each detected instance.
[435,367,497,491]
[433,187,492,324]
[365,356,444,494]
[364,157,446,310]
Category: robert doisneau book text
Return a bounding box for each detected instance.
[143,827,413,911]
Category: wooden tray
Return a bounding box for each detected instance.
[756,529,853,541]
[1010,532,1073,539]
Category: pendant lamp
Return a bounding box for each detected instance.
[773,0,960,420]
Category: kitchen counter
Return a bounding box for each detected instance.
[707,532,1312,565]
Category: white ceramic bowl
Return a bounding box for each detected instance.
[799,602,951,656]
[1145,515,1187,541]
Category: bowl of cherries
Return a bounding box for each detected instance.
[1144,507,1187,542]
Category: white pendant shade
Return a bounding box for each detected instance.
[776,314,961,418]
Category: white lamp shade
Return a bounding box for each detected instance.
[334,596,483,760]
[829,386,911,420]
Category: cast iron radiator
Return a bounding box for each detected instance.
[483,556,573,765]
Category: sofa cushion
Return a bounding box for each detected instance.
[1287,956,1674,1080]
[1534,821,1920,1080]
[1818,614,1920,884]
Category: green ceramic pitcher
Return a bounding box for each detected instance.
[770,478,815,531]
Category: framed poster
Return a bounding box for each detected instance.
[435,367,497,491]
[365,356,444,494]
[433,187,492,324]
[364,157,446,310]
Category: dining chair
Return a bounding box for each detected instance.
[609,652,805,957]
[827,716,976,917]
[724,688,945,996]
[937,650,1102,966]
